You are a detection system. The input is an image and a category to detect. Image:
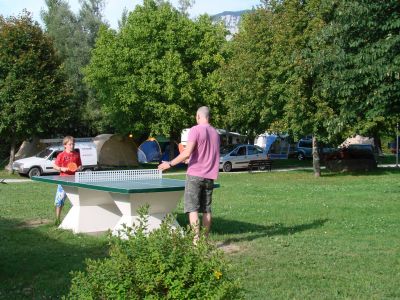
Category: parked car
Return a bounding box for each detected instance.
[12,142,98,178]
[295,139,336,160]
[388,139,399,154]
[326,144,378,161]
[219,144,267,172]
[295,139,313,160]
[324,144,378,171]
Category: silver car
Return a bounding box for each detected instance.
[219,144,267,172]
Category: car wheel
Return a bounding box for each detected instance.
[222,162,232,172]
[28,167,41,178]
[297,152,305,160]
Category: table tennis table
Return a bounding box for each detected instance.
[32,169,210,235]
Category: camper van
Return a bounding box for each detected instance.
[181,128,246,147]
[12,142,98,178]
[254,133,291,159]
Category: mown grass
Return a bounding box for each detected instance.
[210,168,400,299]
[0,168,399,299]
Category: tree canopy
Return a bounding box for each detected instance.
[218,0,399,175]
[314,0,400,140]
[41,0,109,135]
[0,13,70,167]
[84,0,227,139]
[221,0,399,142]
[216,8,274,138]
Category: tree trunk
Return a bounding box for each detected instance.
[373,134,382,156]
[169,131,179,161]
[6,135,16,174]
[312,136,321,177]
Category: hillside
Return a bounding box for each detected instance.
[211,10,252,37]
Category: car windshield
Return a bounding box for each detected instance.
[35,149,53,158]
[298,140,312,148]
[220,145,238,155]
[248,145,264,155]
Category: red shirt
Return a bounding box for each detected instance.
[55,151,82,176]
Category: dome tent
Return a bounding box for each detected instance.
[254,132,290,159]
[93,134,138,167]
[154,135,170,153]
[339,135,374,148]
[15,137,47,160]
[137,148,148,164]
[161,142,179,162]
[139,139,162,162]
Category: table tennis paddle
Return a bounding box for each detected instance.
[67,162,78,172]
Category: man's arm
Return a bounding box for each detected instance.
[158,141,195,171]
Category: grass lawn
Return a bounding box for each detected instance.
[212,168,400,299]
[0,167,400,299]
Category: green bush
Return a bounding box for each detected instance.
[65,206,242,299]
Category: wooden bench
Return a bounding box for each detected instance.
[248,159,272,172]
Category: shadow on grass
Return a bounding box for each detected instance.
[287,166,400,177]
[0,217,109,299]
[322,167,400,177]
[176,214,328,243]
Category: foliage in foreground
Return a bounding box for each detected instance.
[65,207,241,299]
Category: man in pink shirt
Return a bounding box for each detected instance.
[158,106,220,240]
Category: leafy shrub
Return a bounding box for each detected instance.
[65,206,242,299]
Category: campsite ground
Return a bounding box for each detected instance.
[0,165,399,299]
[1,153,397,179]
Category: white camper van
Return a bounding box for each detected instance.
[180,128,246,147]
[254,133,291,159]
[12,142,97,178]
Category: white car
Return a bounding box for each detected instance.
[12,142,98,178]
[219,144,268,172]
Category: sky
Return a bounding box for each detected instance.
[0,0,261,29]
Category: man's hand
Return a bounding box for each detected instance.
[158,161,171,171]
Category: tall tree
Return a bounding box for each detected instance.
[219,0,399,176]
[315,0,400,140]
[78,0,113,134]
[0,13,70,171]
[217,8,274,138]
[221,0,332,176]
[84,0,227,142]
[177,0,195,15]
[78,0,106,47]
[267,0,334,176]
[41,0,108,135]
[267,0,400,174]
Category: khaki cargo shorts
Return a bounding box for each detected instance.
[184,174,214,213]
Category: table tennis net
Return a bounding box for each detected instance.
[75,169,162,182]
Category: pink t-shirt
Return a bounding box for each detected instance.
[187,124,220,180]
